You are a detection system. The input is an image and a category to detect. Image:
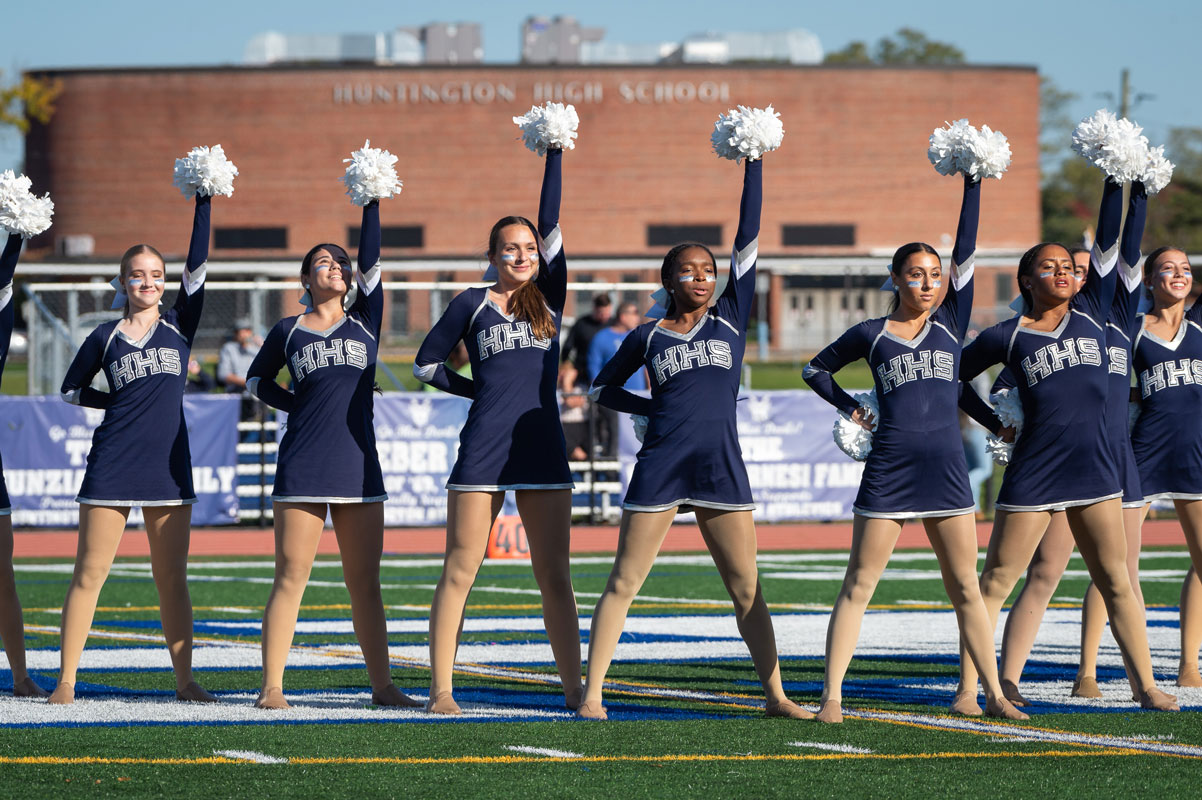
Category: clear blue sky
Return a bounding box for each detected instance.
[3,0,1198,173]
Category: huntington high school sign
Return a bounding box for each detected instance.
[332,80,733,106]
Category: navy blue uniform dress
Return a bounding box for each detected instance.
[589,159,762,512]
[1130,192,1202,500]
[246,203,387,503]
[59,196,210,506]
[804,177,988,518]
[1104,182,1147,508]
[960,180,1125,512]
[0,233,22,514]
[413,149,573,491]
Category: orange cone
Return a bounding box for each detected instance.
[486,515,530,559]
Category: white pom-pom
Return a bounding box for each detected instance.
[986,388,1024,466]
[632,414,649,443]
[832,390,878,462]
[1141,144,1174,196]
[927,120,1010,180]
[341,140,403,207]
[711,105,784,163]
[512,102,579,155]
[0,170,54,238]
[1072,110,1150,183]
[173,145,238,198]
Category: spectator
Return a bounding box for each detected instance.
[184,356,215,393]
[561,293,611,381]
[218,317,262,419]
[558,361,589,461]
[587,302,647,391]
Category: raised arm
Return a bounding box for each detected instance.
[413,291,476,399]
[246,321,295,413]
[0,234,20,376]
[714,158,762,332]
[589,327,652,416]
[934,175,980,339]
[801,322,871,416]
[535,148,567,312]
[350,200,385,337]
[1112,181,1148,333]
[60,327,113,409]
[1075,178,1123,322]
[169,194,210,344]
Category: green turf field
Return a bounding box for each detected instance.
[3,547,1200,797]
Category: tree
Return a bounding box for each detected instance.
[825,28,964,65]
[0,72,62,135]
[1039,77,1078,178]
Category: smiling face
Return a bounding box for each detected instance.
[490,223,540,288]
[665,246,717,311]
[304,246,352,303]
[1147,249,1192,305]
[1023,244,1076,308]
[123,251,166,311]
[892,251,943,314]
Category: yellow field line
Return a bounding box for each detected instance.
[0,749,1152,767]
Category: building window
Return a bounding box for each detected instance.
[347,225,424,249]
[214,227,287,249]
[647,224,723,247]
[781,224,855,247]
[389,277,409,334]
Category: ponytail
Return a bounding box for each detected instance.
[487,215,556,341]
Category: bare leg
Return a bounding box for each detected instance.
[427,490,502,713]
[1,515,45,697]
[1174,500,1202,687]
[1075,504,1145,698]
[816,515,902,723]
[924,514,1026,720]
[579,508,676,719]
[516,489,583,708]
[330,502,419,708]
[998,511,1071,704]
[1178,566,1202,686]
[141,505,213,702]
[955,509,1051,715]
[50,504,130,704]
[1065,498,1176,709]
[695,508,812,719]
[257,502,324,708]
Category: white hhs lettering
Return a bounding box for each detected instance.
[477,322,552,361]
[110,348,182,390]
[1108,346,1128,376]
[875,350,954,393]
[653,340,733,382]
[290,339,369,380]
[1140,358,1202,398]
[1021,337,1102,385]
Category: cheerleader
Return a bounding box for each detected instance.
[1129,234,1202,689]
[413,147,582,714]
[804,175,1026,722]
[0,232,46,697]
[955,177,1177,711]
[245,197,418,710]
[53,194,216,705]
[577,156,811,721]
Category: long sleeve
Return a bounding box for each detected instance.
[802,322,871,416]
[715,158,762,332]
[413,291,476,399]
[170,194,210,344]
[534,148,567,313]
[351,200,385,337]
[589,327,652,415]
[1075,178,1123,323]
[958,381,1002,435]
[1112,181,1147,333]
[934,175,980,339]
[246,321,295,413]
[0,233,21,377]
[959,323,1009,382]
[60,327,113,408]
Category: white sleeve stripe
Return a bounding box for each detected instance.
[733,238,758,279]
[951,252,975,291]
[245,377,260,396]
[182,261,206,296]
[801,364,824,379]
[61,388,81,405]
[357,260,382,294]
[0,283,11,313]
[540,226,563,262]
[1091,241,1119,276]
[587,384,603,401]
[413,362,438,382]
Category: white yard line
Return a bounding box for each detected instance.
[502,745,583,759]
[787,741,874,754]
[214,749,289,764]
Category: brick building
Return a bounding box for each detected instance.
[23,63,1040,353]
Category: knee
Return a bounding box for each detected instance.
[726,579,759,616]
[273,561,312,595]
[72,561,112,594]
[944,574,980,606]
[534,566,574,601]
[1092,566,1133,599]
[840,570,878,607]
[606,571,643,603]
[979,568,1016,602]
